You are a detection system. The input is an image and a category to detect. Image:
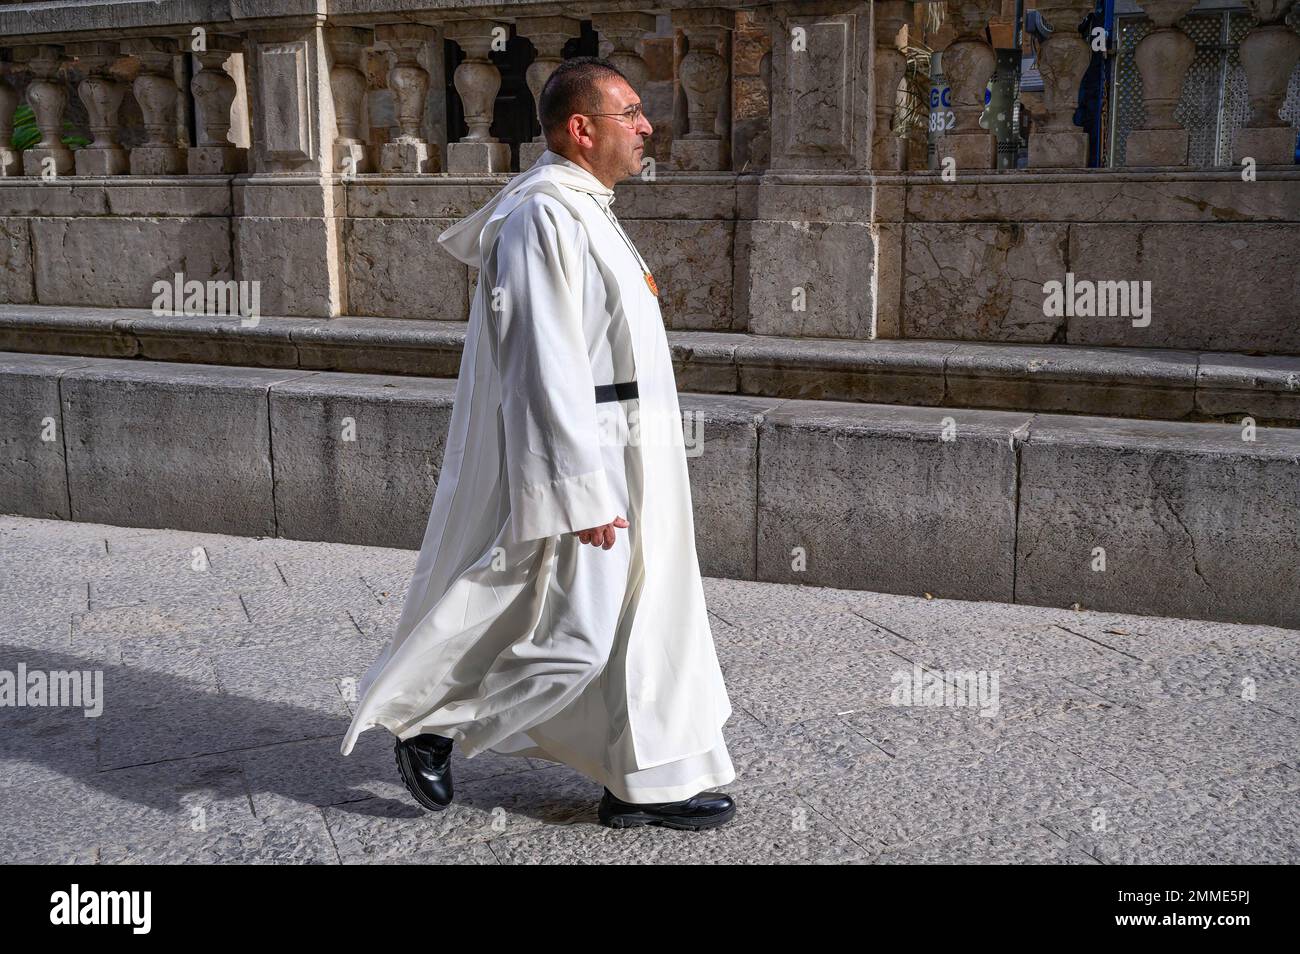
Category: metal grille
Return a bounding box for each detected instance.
[1111,9,1300,167]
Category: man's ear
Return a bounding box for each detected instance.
[566,114,594,150]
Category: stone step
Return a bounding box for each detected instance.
[3,304,1299,426]
[3,351,1297,628]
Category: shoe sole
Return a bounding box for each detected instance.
[394,738,452,812]
[599,803,736,831]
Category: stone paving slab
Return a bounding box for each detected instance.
[1,515,1297,864]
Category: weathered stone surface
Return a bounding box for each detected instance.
[904,173,1300,223]
[623,218,733,331]
[31,217,232,309]
[1067,223,1300,353]
[0,218,33,304]
[268,371,455,549]
[757,400,1031,600]
[1196,352,1300,424]
[742,220,875,338]
[0,352,94,519]
[945,342,1199,419]
[677,393,780,581]
[233,216,341,317]
[736,336,953,406]
[345,217,467,320]
[59,360,313,535]
[903,222,1069,342]
[1016,413,1300,627]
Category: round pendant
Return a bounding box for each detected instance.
[645,272,659,297]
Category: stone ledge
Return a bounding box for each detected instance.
[3,305,1298,425]
[2,351,1295,627]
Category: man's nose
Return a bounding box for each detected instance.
[637,113,653,136]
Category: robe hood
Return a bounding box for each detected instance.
[436,149,617,267]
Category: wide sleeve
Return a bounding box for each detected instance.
[487,194,616,543]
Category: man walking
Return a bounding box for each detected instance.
[339,57,737,831]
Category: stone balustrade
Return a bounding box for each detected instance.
[0,1,1294,181]
[0,0,1295,335]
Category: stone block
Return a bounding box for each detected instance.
[742,220,875,338]
[678,393,780,581]
[0,352,92,519]
[1067,223,1300,353]
[757,400,1031,600]
[268,372,456,548]
[902,222,1068,341]
[621,218,733,330]
[0,218,33,304]
[31,217,231,308]
[344,217,466,320]
[1015,414,1300,628]
[59,360,313,535]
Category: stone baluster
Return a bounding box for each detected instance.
[327,26,374,174]
[19,45,75,176]
[593,11,659,163]
[1125,0,1198,166]
[872,0,913,171]
[66,42,130,175]
[671,7,734,171]
[936,0,1000,171]
[517,15,580,169]
[1,60,24,176]
[189,36,246,174]
[592,11,657,92]
[121,38,186,174]
[1030,0,1095,167]
[446,19,511,173]
[1235,0,1300,165]
[375,24,439,173]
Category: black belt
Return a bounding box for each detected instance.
[594,381,638,403]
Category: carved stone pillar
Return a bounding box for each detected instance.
[325,27,373,175]
[239,22,347,316]
[189,36,246,174]
[375,24,438,173]
[19,45,74,176]
[672,7,734,171]
[0,62,18,176]
[935,0,999,171]
[66,42,130,175]
[1125,0,1198,166]
[1030,0,1095,167]
[446,20,511,173]
[121,38,185,174]
[518,15,581,168]
[872,0,912,171]
[766,1,874,172]
[1236,0,1300,165]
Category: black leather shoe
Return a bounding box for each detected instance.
[394,732,455,811]
[598,787,737,830]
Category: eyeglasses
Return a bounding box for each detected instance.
[584,103,645,128]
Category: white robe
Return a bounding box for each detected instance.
[339,150,735,803]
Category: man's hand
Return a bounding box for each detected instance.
[574,515,629,549]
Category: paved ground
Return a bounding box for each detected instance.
[1,514,1297,864]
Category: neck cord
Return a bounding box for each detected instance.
[589,192,651,277]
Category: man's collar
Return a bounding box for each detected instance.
[539,149,617,206]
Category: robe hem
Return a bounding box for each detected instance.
[481,730,737,805]
[342,716,736,805]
